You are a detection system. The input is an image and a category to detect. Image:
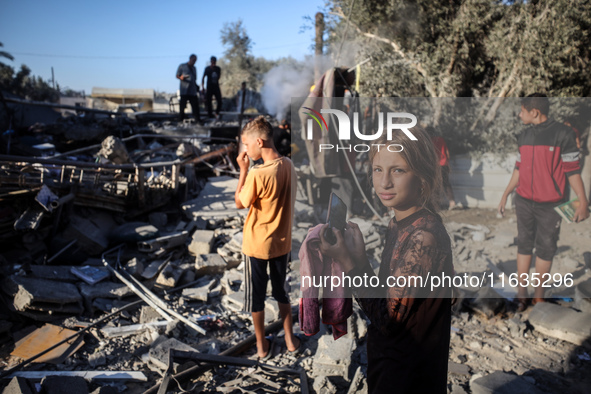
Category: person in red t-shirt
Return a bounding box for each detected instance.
[427,127,457,210]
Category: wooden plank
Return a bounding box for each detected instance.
[11,324,84,364]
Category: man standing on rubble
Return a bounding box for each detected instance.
[498,94,589,311]
[176,54,201,123]
[234,116,301,360]
[202,56,222,119]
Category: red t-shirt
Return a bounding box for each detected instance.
[431,136,449,167]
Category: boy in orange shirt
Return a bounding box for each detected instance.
[235,116,300,359]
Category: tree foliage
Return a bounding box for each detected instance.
[0,63,59,102]
[218,20,278,99]
[324,0,591,154]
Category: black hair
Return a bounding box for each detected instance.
[521,93,550,116]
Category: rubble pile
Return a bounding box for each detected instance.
[0,117,590,393]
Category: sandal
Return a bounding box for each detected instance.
[287,333,304,356]
[259,336,275,361]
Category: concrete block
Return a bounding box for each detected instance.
[222,291,245,311]
[182,278,215,302]
[470,371,544,394]
[1,376,35,394]
[225,232,243,253]
[217,245,241,268]
[220,270,242,295]
[195,254,227,276]
[40,376,89,394]
[156,263,192,289]
[312,334,357,380]
[188,230,215,256]
[528,302,591,345]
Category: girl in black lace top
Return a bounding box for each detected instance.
[320,127,454,394]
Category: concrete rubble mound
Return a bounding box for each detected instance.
[0,114,590,393]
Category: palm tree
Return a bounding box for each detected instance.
[0,41,14,133]
[0,42,14,65]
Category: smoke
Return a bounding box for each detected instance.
[261,41,362,121]
[261,62,314,121]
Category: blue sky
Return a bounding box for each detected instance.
[0,0,326,95]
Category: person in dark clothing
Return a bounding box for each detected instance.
[498,94,588,310]
[202,56,222,118]
[176,54,201,123]
[319,127,453,394]
[273,119,291,158]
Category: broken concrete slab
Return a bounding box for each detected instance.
[188,230,215,256]
[28,265,79,283]
[528,302,591,345]
[194,254,227,276]
[470,371,544,394]
[6,276,83,318]
[181,176,246,221]
[312,334,357,380]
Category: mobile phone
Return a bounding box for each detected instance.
[324,192,347,245]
